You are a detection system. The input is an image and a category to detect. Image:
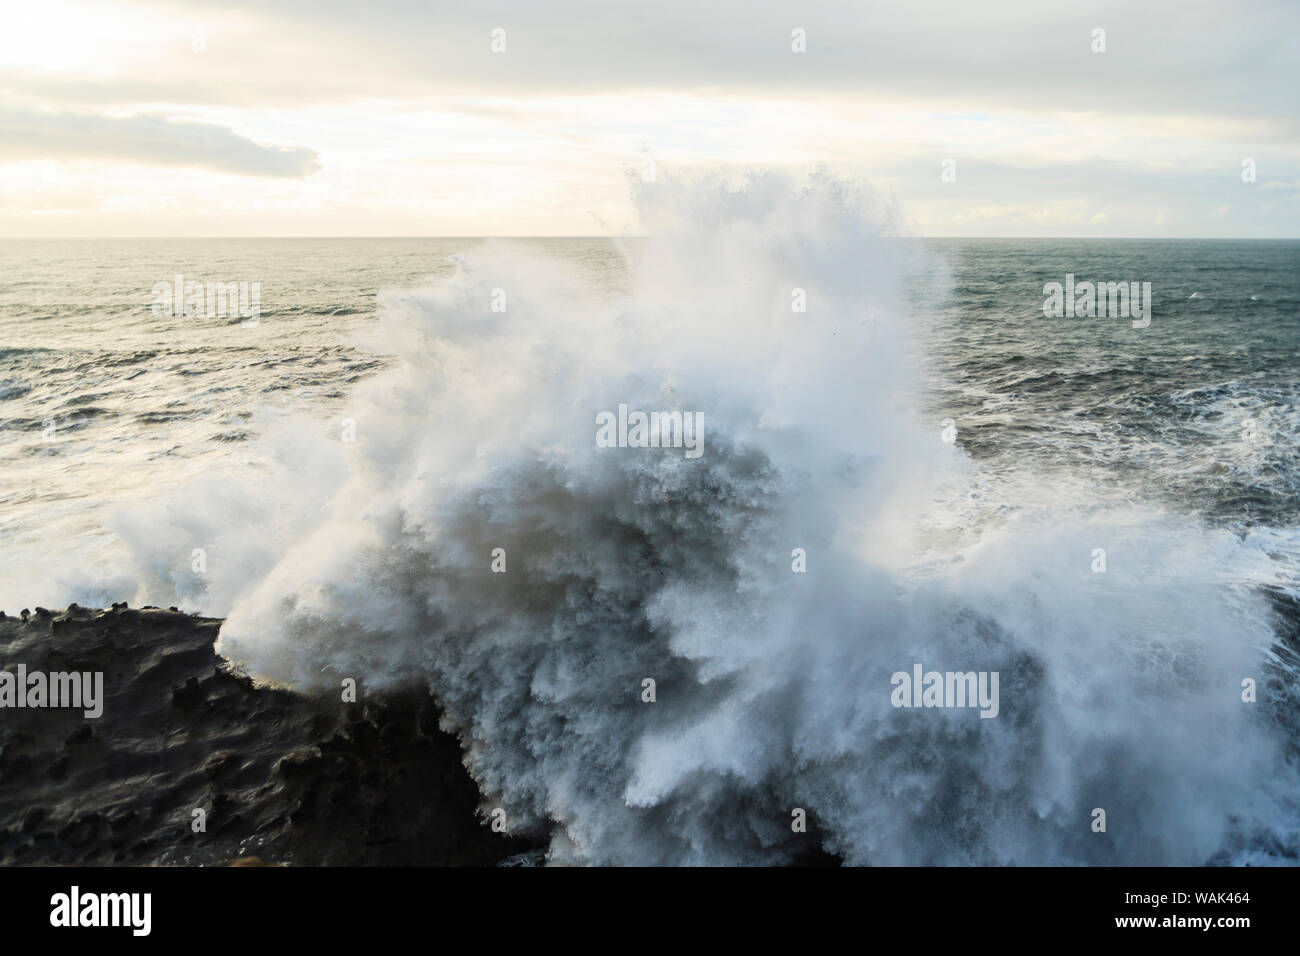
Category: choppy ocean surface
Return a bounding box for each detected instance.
[4,236,1297,603]
[0,237,634,606]
[2,193,1299,865]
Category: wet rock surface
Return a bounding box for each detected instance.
[0,605,539,865]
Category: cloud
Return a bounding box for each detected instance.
[0,0,1295,236]
[6,1,1299,132]
[98,0,1296,128]
[0,108,321,177]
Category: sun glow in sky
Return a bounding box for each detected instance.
[0,0,1297,237]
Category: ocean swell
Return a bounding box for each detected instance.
[190,171,1300,864]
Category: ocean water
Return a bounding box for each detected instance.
[5,237,1297,605]
[2,175,1298,864]
[0,237,623,606]
[915,238,1300,529]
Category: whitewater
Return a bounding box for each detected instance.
[6,171,1300,864]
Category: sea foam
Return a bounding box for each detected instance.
[153,171,1298,864]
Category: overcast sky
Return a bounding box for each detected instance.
[1,0,1297,237]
